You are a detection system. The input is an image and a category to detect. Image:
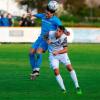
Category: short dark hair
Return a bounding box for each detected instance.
[58,25,65,32]
[46,6,56,13]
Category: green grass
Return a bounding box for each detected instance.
[0,44,100,100]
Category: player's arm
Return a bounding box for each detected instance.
[53,37,68,56]
[43,33,53,44]
[47,39,52,44]
[27,13,45,20]
[45,35,52,44]
[32,13,45,19]
[53,47,68,56]
[44,31,55,44]
[64,29,70,36]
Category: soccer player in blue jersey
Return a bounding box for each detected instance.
[29,6,62,80]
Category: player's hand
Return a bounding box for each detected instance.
[43,34,49,41]
[47,40,52,44]
[66,31,70,36]
[64,30,70,36]
[52,51,59,56]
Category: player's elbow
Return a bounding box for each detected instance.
[65,31,70,36]
[64,47,68,53]
[64,49,67,53]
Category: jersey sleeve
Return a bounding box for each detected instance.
[54,17,62,26]
[34,13,45,19]
[62,37,68,47]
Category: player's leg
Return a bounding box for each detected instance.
[29,37,41,79]
[33,40,48,75]
[49,54,66,92]
[29,48,36,70]
[66,64,82,94]
[35,48,44,75]
[29,48,39,80]
[60,53,82,94]
[54,68,66,92]
[66,64,79,88]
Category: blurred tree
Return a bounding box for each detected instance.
[16,0,48,13]
[85,0,100,17]
[63,0,100,17]
[64,0,86,16]
[16,0,100,18]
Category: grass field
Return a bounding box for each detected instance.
[0,44,100,100]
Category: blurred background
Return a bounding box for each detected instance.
[0,0,100,27]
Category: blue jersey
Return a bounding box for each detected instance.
[34,13,62,36]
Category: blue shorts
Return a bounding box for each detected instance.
[32,36,48,51]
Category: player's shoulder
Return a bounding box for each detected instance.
[52,16,62,25]
[52,16,60,20]
[34,13,45,18]
[61,33,67,39]
[38,13,45,17]
[60,34,67,41]
[49,31,56,35]
[53,15,59,18]
[60,34,67,43]
[36,13,45,15]
[49,31,56,38]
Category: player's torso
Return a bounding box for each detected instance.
[49,31,67,52]
[41,16,59,36]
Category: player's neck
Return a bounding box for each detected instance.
[55,36,61,39]
[55,34,63,39]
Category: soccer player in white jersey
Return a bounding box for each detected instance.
[46,26,82,94]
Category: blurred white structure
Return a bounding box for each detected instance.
[0,27,100,43]
[0,0,27,16]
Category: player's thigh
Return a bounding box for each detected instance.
[39,40,48,52]
[49,54,59,70]
[60,53,71,66]
[31,37,42,50]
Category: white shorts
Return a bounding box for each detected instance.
[49,53,71,70]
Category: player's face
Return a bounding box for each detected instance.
[45,11,53,18]
[56,28,63,38]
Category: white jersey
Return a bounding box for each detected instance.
[48,31,68,53]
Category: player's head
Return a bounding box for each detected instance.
[55,25,65,38]
[45,6,55,18]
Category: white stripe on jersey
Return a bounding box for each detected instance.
[48,31,67,53]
